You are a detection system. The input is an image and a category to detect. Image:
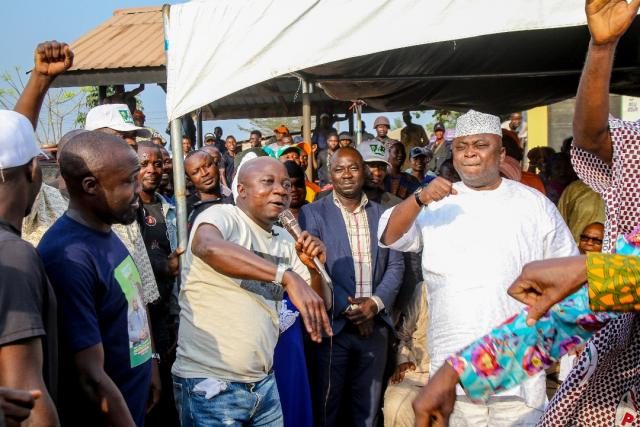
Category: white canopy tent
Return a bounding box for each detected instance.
[164,0,640,120]
[163,0,640,247]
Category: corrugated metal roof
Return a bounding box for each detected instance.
[69,6,165,71]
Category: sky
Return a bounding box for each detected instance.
[2,0,438,143]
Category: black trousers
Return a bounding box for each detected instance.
[314,321,389,427]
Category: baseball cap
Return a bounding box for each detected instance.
[0,110,47,170]
[204,132,215,141]
[85,104,151,137]
[338,132,353,141]
[296,141,311,156]
[357,140,390,166]
[410,146,432,159]
[274,125,290,134]
[276,145,302,159]
[434,122,445,132]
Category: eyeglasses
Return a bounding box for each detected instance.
[579,235,603,245]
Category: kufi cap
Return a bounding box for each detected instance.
[454,110,502,138]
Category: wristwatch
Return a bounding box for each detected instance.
[273,263,292,285]
[151,352,161,363]
[413,186,426,207]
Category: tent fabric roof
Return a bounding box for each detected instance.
[166,0,640,120]
[52,7,165,88]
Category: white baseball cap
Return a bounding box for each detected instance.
[85,104,151,137]
[357,140,390,166]
[0,110,46,170]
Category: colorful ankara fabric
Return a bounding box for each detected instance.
[539,118,640,427]
[447,286,616,402]
[447,230,640,403]
[588,253,640,312]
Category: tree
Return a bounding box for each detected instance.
[431,110,461,130]
[0,66,85,146]
[237,116,313,138]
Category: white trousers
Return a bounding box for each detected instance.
[449,396,543,427]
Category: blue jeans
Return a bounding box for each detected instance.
[173,374,283,427]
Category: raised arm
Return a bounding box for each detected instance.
[573,0,640,163]
[380,177,455,246]
[14,41,74,129]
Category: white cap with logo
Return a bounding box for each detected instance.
[0,110,46,172]
[85,104,151,137]
[357,140,390,166]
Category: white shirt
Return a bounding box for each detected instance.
[378,178,578,409]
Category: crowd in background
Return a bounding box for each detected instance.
[1,1,640,427]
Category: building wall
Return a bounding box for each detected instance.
[530,94,626,152]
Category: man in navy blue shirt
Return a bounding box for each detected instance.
[39,131,160,426]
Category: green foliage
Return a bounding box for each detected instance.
[431,110,461,129]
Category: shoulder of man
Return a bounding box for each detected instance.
[0,236,42,271]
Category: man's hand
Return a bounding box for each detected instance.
[146,360,161,413]
[586,0,640,46]
[0,388,39,427]
[418,177,458,205]
[345,296,378,325]
[33,41,74,80]
[391,362,416,384]
[413,363,458,427]
[167,247,185,277]
[295,231,326,270]
[356,318,375,337]
[507,256,587,326]
[283,271,333,343]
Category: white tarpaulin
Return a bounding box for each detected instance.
[165,0,638,120]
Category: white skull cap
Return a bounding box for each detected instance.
[454,110,502,138]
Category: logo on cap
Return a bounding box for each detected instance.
[370,145,386,156]
[119,109,134,124]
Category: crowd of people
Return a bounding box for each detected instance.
[0,1,639,427]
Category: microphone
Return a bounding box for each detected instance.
[278,209,333,286]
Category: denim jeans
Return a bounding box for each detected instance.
[173,373,283,427]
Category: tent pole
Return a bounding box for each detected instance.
[302,79,313,181]
[355,106,362,146]
[163,4,188,252]
[196,109,203,149]
[170,118,188,252]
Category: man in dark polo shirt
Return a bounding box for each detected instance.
[0,39,75,426]
[39,132,159,426]
[0,110,59,427]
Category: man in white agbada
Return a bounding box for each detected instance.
[378,110,577,426]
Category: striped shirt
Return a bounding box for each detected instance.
[332,192,384,310]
